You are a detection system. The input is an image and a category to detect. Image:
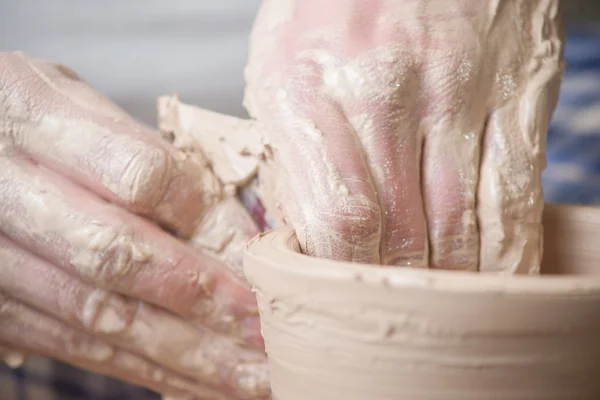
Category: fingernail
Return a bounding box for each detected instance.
[242,316,265,351]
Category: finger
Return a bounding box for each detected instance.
[265,67,382,263]
[0,51,217,237]
[422,132,481,270]
[190,196,261,280]
[421,55,487,270]
[337,51,428,267]
[0,151,259,340]
[0,235,269,397]
[477,63,563,274]
[0,293,234,399]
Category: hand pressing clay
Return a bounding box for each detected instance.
[0,52,269,400]
[244,0,565,273]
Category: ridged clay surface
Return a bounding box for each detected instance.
[244,204,600,400]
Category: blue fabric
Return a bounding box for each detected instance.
[0,356,159,400]
[1,25,600,400]
[543,25,600,204]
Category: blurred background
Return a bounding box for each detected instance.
[1,0,600,399]
[1,0,262,123]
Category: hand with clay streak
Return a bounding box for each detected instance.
[245,0,565,273]
[0,52,270,400]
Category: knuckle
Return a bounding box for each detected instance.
[73,227,150,287]
[80,289,136,335]
[0,53,33,146]
[323,196,381,245]
[0,292,16,320]
[117,146,172,211]
[173,256,219,317]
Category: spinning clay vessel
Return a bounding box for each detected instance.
[244,204,600,400]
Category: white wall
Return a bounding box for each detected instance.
[0,0,262,124]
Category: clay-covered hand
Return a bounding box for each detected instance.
[245,0,565,273]
[0,52,269,400]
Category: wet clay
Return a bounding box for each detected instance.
[157,95,268,277]
[157,95,284,231]
[244,204,600,400]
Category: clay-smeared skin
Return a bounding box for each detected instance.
[246,0,565,272]
[245,215,600,400]
[0,53,270,399]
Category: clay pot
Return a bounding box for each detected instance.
[244,204,600,400]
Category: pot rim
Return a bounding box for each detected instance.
[244,206,600,296]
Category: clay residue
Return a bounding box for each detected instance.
[476,0,565,274]
[158,95,286,222]
[157,96,267,277]
[158,96,263,187]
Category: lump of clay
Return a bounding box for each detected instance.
[157,95,273,278]
[157,95,284,232]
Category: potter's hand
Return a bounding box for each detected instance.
[245,0,565,272]
[0,52,269,400]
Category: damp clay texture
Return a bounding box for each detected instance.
[244,204,600,400]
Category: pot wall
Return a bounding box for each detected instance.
[244,204,600,400]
